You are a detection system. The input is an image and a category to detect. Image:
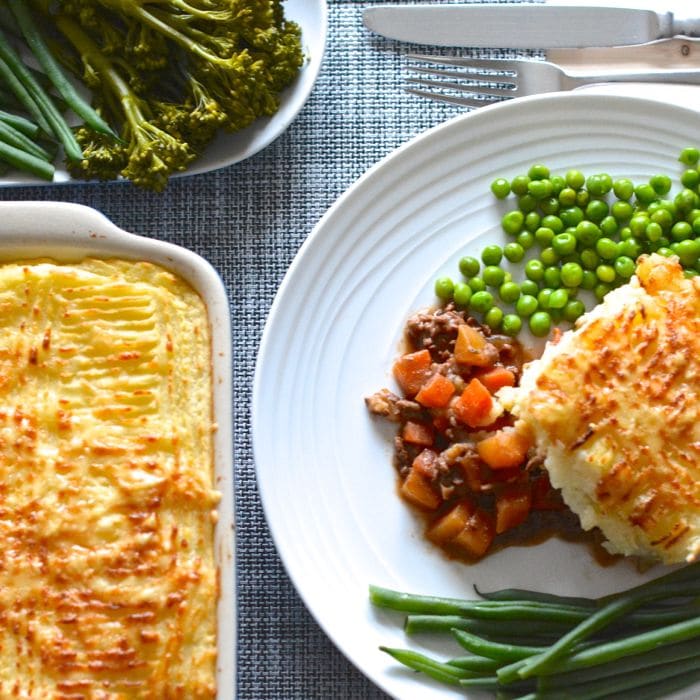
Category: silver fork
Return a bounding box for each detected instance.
[407,54,700,108]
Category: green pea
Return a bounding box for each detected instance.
[613,178,634,200]
[563,299,586,322]
[675,238,700,267]
[576,189,590,208]
[525,211,542,232]
[614,255,636,279]
[656,246,674,257]
[645,222,663,243]
[518,194,538,213]
[693,217,700,236]
[501,314,522,337]
[635,183,657,204]
[502,210,524,235]
[560,262,584,287]
[537,288,553,309]
[580,248,600,270]
[485,306,504,330]
[629,214,650,237]
[482,245,503,265]
[543,266,561,288]
[525,259,545,282]
[565,169,585,190]
[529,311,552,337]
[551,232,576,256]
[560,206,584,228]
[511,175,530,196]
[459,256,480,278]
[671,221,693,241]
[596,264,616,283]
[483,265,506,287]
[558,187,577,207]
[681,169,700,189]
[575,220,601,247]
[550,175,566,195]
[611,200,633,221]
[650,208,673,231]
[503,242,525,263]
[619,226,633,240]
[515,294,538,317]
[435,276,454,300]
[469,277,486,293]
[540,247,560,267]
[534,226,554,247]
[528,163,550,180]
[548,288,569,309]
[499,281,521,303]
[585,199,609,223]
[470,290,494,313]
[520,279,539,297]
[540,197,560,215]
[528,179,553,199]
[491,177,511,199]
[675,188,698,212]
[516,231,536,250]
[453,282,472,308]
[580,270,597,290]
[594,282,612,301]
[650,174,672,196]
[618,238,642,259]
[679,147,700,165]
[684,268,699,278]
[595,238,619,261]
[586,173,613,196]
[600,215,618,237]
[541,215,564,233]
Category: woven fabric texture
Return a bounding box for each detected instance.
[0,1,499,697]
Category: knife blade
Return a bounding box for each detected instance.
[363,4,700,49]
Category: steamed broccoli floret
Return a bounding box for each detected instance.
[41,0,304,190]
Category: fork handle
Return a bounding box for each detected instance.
[564,69,700,89]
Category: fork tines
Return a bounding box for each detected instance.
[407,54,521,108]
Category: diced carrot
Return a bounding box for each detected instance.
[393,349,432,396]
[495,484,532,534]
[478,367,515,394]
[452,508,495,558]
[531,472,566,511]
[427,501,473,544]
[402,421,433,446]
[454,325,496,367]
[453,378,493,428]
[415,373,456,408]
[477,427,532,470]
[412,449,438,479]
[401,468,440,510]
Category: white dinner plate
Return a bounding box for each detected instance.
[253,92,700,700]
[1,0,327,186]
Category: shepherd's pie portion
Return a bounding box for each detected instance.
[0,259,219,697]
[502,254,700,564]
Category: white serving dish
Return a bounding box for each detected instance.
[0,201,235,697]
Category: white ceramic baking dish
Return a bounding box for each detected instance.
[0,201,235,697]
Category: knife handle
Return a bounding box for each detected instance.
[549,37,700,73]
[565,68,700,89]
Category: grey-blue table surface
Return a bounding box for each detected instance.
[1,1,519,697]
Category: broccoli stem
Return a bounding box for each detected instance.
[7,0,116,138]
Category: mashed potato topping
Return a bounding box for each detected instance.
[0,259,219,697]
[502,254,700,564]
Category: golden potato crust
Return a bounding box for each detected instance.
[506,254,700,564]
[0,259,219,698]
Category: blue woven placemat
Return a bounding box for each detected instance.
[0,2,487,697]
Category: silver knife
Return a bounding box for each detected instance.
[363,4,700,48]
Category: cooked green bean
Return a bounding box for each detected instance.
[452,628,546,661]
[0,117,50,160]
[379,647,482,685]
[0,138,53,179]
[0,108,39,137]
